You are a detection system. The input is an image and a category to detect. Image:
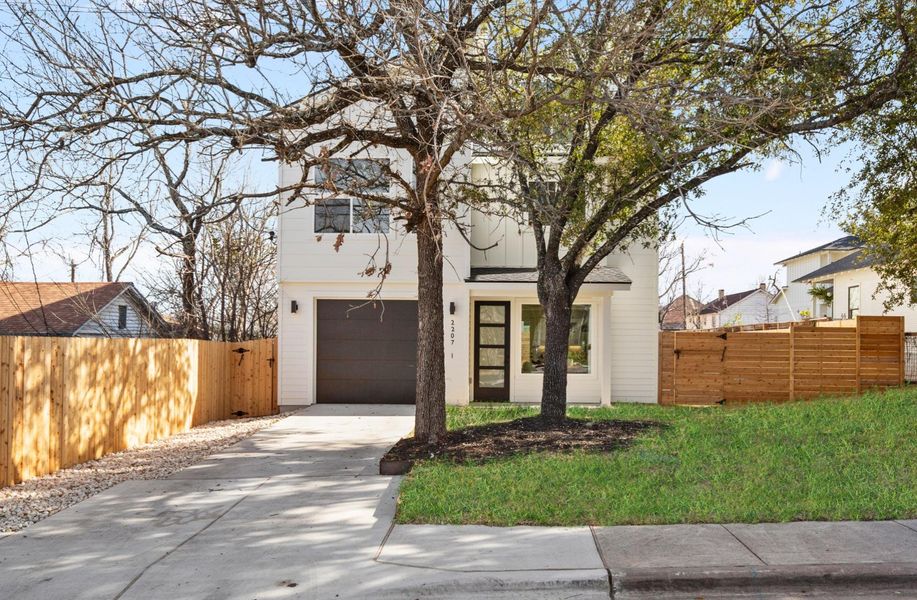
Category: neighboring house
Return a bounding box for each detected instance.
[776,235,917,331]
[659,295,703,330]
[774,235,862,320]
[794,249,917,331]
[696,284,777,329]
[0,282,168,338]
[278,152,659,406]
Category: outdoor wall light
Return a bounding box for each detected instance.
[291,300,299,314]
[449,301,456,315]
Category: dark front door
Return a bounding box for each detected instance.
[473,301,511,401]
[316,300,417,404]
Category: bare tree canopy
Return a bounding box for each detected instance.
[0,0,576,441]
[147,200,278,341]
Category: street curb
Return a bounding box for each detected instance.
[369,569,610,599]
[609,562,917,596]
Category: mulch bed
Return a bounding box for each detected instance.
[383,416,662,467]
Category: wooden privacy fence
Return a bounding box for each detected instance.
[659,316,904,405]
[0,336,277,487]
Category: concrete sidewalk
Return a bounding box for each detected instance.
[1,404,914,599]
[378,520,917,598]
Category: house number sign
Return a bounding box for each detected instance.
[449,319,455,358]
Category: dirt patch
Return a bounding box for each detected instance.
[383,416,662,464]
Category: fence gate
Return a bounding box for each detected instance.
[229,338,278,417]
[672,331,726,405]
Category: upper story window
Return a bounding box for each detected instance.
[314,158,389,195]
[314,199,390,234]
[313,159,391,234]
[117,305,128,329]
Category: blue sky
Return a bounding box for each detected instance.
[675,143,851,299]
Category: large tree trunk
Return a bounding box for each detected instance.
[538,264,574,424]
[179,235,207,339]
[413,213,447,443]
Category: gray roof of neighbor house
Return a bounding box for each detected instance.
[793,249,877,283]
[775,235,862,265]
[698,288,761,315]
[466,266,631,285]
[0,281,166,336]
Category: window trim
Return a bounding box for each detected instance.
[518,302,594,377]
[117,304,128,330]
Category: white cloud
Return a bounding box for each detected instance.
[764,159,785,182]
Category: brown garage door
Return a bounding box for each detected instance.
[316,300,417,404]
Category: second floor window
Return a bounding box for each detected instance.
[313,158,391,234]
[118,305,128,329]
[314,198,390,234]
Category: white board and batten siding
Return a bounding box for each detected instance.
[606,245,659,403]
[278,152,660,406]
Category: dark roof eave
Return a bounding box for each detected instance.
[465,266,631,286]
[792,250,875,283]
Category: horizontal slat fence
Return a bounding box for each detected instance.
[0,336,277,488]
[659,316,904,405]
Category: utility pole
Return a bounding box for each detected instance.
[680,241,688,330]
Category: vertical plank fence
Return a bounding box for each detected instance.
[659,316,904,405]
[0,337,277,488]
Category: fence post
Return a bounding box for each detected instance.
[672,331,678,404]
[855,315,862,394]
[900,316,906,386]
[788,322,795,401]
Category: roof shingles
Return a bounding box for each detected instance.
[0,282,133,336]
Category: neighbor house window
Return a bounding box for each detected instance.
[117,305,128,329]
[521,304,590,374]
[848,285,860,318]
[313,159,390,234]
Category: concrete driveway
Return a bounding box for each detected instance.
[0,405,605,600]
[0,405,424,599]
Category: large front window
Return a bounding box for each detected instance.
[521,304,590,374]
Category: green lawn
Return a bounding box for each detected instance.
[396,387,917,526]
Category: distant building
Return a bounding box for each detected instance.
[697,284,777,329]
[0,282,168,338]
[659,295,703,330]
[777,237,917,331]
[774,235,863,321]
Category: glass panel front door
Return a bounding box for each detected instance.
[474,301,510,401]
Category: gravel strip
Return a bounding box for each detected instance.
[0,412,290,533]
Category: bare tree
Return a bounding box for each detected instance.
[480,0,915,421]
[147,200,277,341]
[658,236,709,329]
[0,0,575,442]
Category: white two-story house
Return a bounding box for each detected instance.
[773,235,917,330]
[276,146,659,407]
